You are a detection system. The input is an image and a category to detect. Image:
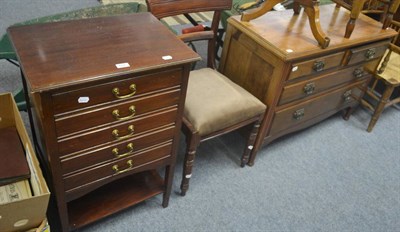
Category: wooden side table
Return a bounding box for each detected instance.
[8,13,199,231]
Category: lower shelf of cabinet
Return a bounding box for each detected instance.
[67,170,164,230]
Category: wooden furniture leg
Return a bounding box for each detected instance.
[241,0,330,48]
[340,0,368,38]
[367,84,395,132]
[241,120,262,167]
[383,0,400,28]
[180,124,200,196]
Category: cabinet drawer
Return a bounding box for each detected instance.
[52,68,182,114]
[57,107,178,156]
[279,65,369,105]
[288,52,344,80]
[270,83,364,135]
[60,126,176,174]
[346,41,388,65]
[55,89,181,137]
[63,142,172,191]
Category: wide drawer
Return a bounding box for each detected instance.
[52,68,182,114]
[57,107,178,156]
[63,142,172,191]
[345,41,388,66]
[288,51,344,80]
[270,82,364,135]
[55,89,181,137]
[279,64,371,105]
[60,126,176,174]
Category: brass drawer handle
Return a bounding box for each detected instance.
[365,48,376,60]
[303,82,316,95]
[293,108,305,120]
[112,105,136,121]
[112,84,136,99]
[112,143,134,158]
[313,61,325,72]
[112,160,133,174]
[353,68,364,78]
[343,90,352,102]
[112,125,134,140]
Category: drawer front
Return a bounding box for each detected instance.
[52,68,182,114]
[346,41,388,66]
[60,126,176,174]
[55,89,181,137]
[57,107,178,156]
[288,51,344,80]
[279,65,368,105]
[270,83,364,135]
[63,142,172,191]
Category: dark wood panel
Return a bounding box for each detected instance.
[345,40,389,65]
[67,170,164,230]
[55,89,181,137]
[63,142,172,191]
[60,126,175,174]
[8,13,200,92]
[57,107,178,156]
[52,69,182,114]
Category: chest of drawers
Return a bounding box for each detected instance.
[8,13,199,231]
[219,4,396,164]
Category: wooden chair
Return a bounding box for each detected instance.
[146,0,267,196]
[333,0,400,38]
[362,20,400,132]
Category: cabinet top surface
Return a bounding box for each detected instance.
[229,4,397,60]
[8,12,200,92]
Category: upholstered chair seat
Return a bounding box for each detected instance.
[184,68,266,136]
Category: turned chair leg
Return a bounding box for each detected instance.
[367,85,395,132]
[180,130,200,196]
[241,120,262,167]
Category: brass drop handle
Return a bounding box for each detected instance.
[112,84,136,99]
[353,68,364,78]
[343,90,352,102]
[112,160,133,174]
[112,125,134,140]
[112,105,136,121]
[303,82,316,95]
[313,61,325,72]
[365,48,376,60]
[112,143,134,158]
[293,108,305,120]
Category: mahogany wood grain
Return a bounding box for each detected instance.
[67,170,164,230]
[51,68,183,114]
[9,12,200,232]
[60,126,175,174]
[57,107,177,156]
[55,89,180,137]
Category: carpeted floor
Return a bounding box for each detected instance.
[0,1,399,231]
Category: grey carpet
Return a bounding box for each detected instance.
[0,1,399,231]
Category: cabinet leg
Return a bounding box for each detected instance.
[343,107,354,121]
[162,165,174,208]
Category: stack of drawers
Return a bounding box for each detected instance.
[220,4,397,155]
[8,13,199,231]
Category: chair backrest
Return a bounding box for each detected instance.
[146,0,233,69]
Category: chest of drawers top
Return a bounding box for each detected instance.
[8,12,200,92]
[228,4,397,61]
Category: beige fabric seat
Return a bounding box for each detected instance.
[184,68,266,136]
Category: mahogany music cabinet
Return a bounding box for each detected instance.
[8,13,199,231]
[219,4,397,165]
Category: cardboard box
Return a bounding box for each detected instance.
[0,92,50,232]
